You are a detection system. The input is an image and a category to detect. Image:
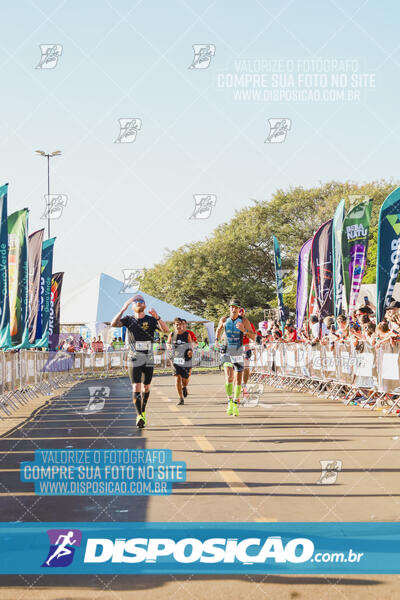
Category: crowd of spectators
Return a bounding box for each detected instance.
[262,299,400,351]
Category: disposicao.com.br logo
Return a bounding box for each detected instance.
[83,535,363,566]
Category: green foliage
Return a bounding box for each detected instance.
[140,180,397,321]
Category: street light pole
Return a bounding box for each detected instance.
[35,149,62,240]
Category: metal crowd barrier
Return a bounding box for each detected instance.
[249,341,400,415]
[0,347,222,419]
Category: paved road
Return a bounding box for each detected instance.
[0,371,399,599]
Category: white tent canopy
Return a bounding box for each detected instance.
[61,273,208,326]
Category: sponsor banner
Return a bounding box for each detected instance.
[0,183,10,348]
[332,199,345,318]
[273,235,287,330]
[0,522,399,574]
[376,186,400,322]
[295,238,312,332]
[311,219,334,320]
[8,208,29,347]
[342,198,373,315]
[34,237,56,348]
[48,271,64,351]
[28,229,44,344]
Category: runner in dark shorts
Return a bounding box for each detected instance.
[111,294,169,428]
[168,318,193,406]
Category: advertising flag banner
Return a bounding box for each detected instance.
[8,208,29,347]
[49,272,64,351]
[332,199,345,318]
[273,235,287,330]
[0,183,10,348]
[28,229,44,344]
[311,220,334,320]
[376,187,400,322]
[342,198,373,315]
[34,237,56,348]
[296,238,313,332]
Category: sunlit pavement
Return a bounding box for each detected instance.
[0,371,399,599]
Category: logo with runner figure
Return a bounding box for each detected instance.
[120,269,144,293]
[317,459,342,485]
[242,382,264,407]
[114,118,142,143]
[41,194,68,220]
[36,44,63,69]
[189,195,217,220]
[188,44,216,69]
[265,118,291,143]
[42,529,82,567]
[77,386,110,414]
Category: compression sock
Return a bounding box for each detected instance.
[225,382,233,400]
[142,391,150,412]
[134,392,142,415]
[233,385,242,403]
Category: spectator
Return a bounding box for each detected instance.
[96,336,104,352]
[90,337,98,352]
[336,314,349,340]
[285,322,297,342]
[66,340,75,353]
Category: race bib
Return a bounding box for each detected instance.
[230,354,244,364]
[174,357,185,365]
[136,341,151,351]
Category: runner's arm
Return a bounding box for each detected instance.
[215,317,226,342]
[110,299,133,327]
[243,318,256,341]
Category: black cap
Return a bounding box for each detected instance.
[386,300,400,310]
[229,298,241,307]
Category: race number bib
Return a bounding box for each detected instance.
[174,357,185,366]
[230,354,244,364]
[136,341,151,351]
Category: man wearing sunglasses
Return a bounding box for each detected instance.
[111,294,169,428]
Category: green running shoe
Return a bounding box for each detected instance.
[232,402,239,417]
[141,412,147,426]
[136,414,145,429]
[226,400,233,415]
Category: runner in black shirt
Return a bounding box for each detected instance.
[167,318,193,405]
[111,294,169,428]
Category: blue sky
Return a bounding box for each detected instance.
[0,0,399,299]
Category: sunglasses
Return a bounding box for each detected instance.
[134,300,145,304]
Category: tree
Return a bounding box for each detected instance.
[140,179,397,321]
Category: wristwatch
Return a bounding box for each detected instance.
[156,316,162,321]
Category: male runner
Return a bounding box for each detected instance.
[111,294,169,428]
[239,307,256,396]
[215,299,256,416]
[180,319,198,398]
[168,318,193,405]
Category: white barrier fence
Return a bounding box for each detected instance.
[0,348,221,418]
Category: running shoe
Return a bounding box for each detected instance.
[136,414,145,429]
[226,400,233,415]
[177,398,184,406]
[182,386,188,398]
[141,412,147,426]
[232,402,239,417]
